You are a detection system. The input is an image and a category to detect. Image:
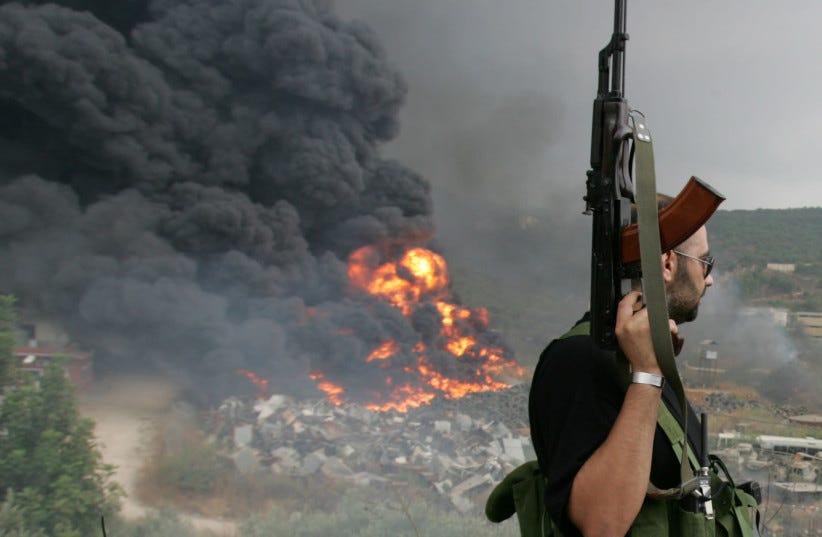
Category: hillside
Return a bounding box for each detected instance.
[709,207,822,268]
[709,207,822,310]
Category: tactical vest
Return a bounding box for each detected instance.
[485,322,760,537]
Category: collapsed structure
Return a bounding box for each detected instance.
[210,384,532,512]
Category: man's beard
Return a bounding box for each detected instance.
[667,263,701,324]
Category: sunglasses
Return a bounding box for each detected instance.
[673,250,714,277]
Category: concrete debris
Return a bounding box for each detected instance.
[351,472,389,487]
[502,437,526,464]
[233,424,253,448]
[300,449,327,476]
[270,446,301,473]
[450,474,496,513]
[434,420,451,434]
[210,384,532,512]
[253,394,293,422]
[455,414,473,432]
[233,446,261,476]
[320,457,354,479]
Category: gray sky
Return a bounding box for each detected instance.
[336,0,822,212]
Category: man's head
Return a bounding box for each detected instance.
[631,194,715,324]
[661,225,714,324]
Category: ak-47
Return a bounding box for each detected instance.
[584,0,724,351]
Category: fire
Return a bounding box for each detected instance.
[308,245,526,412]
[365,382,438,413]
[366,340,399,363]
[309,372,346,406]
[347,246,448,314]
[237,368,271,400]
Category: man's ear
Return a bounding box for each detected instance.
[661,250,677,284]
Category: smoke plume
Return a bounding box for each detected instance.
[0,0,495,402]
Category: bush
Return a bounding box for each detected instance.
[0,493,47,537]
[242,493,520,537]
[103,509,200,537]
[137,411,353,518]
[156,443,234,495]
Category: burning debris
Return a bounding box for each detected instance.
[0,0,523,405]
[211,383,532,512]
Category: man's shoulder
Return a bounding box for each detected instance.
[536,321,615,379]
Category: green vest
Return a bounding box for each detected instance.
[485,322,759,537]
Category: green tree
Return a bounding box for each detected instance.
[0,297,121,537]
[0,491,46,537]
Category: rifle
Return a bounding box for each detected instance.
[584,0,724,351]
[584,0,726,510]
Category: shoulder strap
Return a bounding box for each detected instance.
[631,111,694,491]
[656,400,699,471]
[558,321,591,340]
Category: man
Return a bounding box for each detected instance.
[528,224,714,537]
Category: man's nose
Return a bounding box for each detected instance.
[705,274,714,287]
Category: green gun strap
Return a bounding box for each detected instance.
[656,400,700,472]
[646,400,702,498]
[630,110,695,492]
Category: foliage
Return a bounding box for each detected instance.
[140,434,349,517]
[704,209,822,309]
[104,509,200,537]
[155,442,234,495]
[241,493,520,537]
[709,207,822,269]
[0,297,121,537]
[735,268,799,299]
[0,492,46,537]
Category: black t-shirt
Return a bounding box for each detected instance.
[528,314,703,537]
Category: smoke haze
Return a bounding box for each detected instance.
[0,0,497,402]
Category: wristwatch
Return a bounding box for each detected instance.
[631,371,665,388]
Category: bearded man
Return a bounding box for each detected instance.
[528,222,715,537]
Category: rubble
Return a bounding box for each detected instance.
[210,384,532,512]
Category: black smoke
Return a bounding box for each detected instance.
[0,0,508,403]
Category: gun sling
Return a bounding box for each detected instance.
[630,111,697,498]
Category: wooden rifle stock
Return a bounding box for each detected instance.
[620,177,725,265]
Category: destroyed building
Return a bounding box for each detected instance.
[210,383,533,513]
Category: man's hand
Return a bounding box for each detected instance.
[615,290,680,373]
[569,290,670,536]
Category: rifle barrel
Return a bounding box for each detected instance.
[611,0,627,96]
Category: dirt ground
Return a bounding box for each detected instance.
[78,375,238,537]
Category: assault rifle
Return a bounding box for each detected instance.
[584,0,724,351]
[584,0,726,510]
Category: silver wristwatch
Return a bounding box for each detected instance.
[631,371,665,388]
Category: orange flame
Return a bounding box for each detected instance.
[309,372,346,406]
[365,383,438,413]
[366,340,399,363]
[305,245,527,412]
[348,246,448,314]
[237,369,271,400]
